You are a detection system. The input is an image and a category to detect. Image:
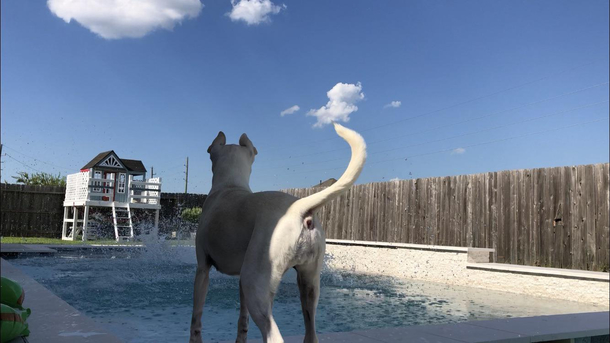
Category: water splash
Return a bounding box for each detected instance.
[9,246,606,343]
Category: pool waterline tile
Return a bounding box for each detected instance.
[414,322,529,342]
[352,326,465,342]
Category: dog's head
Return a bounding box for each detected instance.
[207,132,258,173]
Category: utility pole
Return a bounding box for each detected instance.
[184,157,189,194]
[150,166,155,179]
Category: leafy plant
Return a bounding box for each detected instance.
[12,171,66,187]
[181,207,202,223]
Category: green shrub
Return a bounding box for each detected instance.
[12,171,66,187]
[181,207,202,223]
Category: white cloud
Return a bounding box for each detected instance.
[228,0,284,25]
[280,105,300,117]
[47,0,203,39]
[452,148,466,155]
[390,177,401,182]
[307,82,365,128]
[384,101,401,109]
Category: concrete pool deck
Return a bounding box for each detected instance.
[1,258,123,343]
[1,243,609,343]
[219,312,610,343]
[1,243,58,254]
[323,240,609,306]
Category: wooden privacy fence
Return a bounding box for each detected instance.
[1,184,66,237]
[0,184,208,238]
[160,192,207,219]
[283,163,609,271]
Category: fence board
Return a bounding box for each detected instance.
[597,163,610,271]
[283,163,609,271]
[561,166,572,269]
[585,164,596,270]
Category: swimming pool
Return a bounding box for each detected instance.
[8,245,605,343]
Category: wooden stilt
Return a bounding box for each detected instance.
[62,207,69,240]
[82,205,90,241]
[72,206,79,241]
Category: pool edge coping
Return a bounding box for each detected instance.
[1,257,125,343]
[218,311,610,343]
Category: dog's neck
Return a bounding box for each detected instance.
[210,160,252,194]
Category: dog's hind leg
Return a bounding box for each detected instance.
[241,269,283,343]
[189,257,211,343]
[295,263,321,343]
[235,279,250,343]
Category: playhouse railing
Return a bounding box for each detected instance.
[65,171,90,203]
[65,171,115,204]
[129,176,162,205]
[65,171,161,205]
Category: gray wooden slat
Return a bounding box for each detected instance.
[466,174,474,247]
[585,164,596,270]
[595,163,610,271]
[571,166,583,270]
[561,166,572,269]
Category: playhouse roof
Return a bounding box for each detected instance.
[121,159,147,173]
[81,150,147,173]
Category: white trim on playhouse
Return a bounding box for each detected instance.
[62,151,162,242]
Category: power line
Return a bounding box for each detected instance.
[369,100,609,157]
[263,88,609,170]
[283,116,608,177]
[157,164,188,175]
[366,82,609,147]
[2,145,73,172]
[3,153,44,173]
[156,155,194,175]
[260,59,604,154]
[261,81,609,164]
[361,81,607,134]
[264,101,607,171]
[370,116,609,165]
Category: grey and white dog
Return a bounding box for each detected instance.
[189,123,366,343]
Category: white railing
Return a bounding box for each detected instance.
[65,171,161,205]
[129,176,162,205]
[65,170,117,204]
[65,171,90,203]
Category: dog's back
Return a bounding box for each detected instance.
[198,190,299,275]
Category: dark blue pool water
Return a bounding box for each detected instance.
[9,245,605,343]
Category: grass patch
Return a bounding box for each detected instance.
[1,237,136,245]
[0,237,195,246]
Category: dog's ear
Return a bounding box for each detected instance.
[239,133,258,155]
[207,132,226,153]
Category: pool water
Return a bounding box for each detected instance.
[9,245,605,343]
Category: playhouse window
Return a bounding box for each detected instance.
[93,171,102,192]
[118,173,126,194]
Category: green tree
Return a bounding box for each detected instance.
[12,171,67,187]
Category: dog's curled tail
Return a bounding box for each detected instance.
[290,122,366,217]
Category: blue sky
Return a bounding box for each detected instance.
[1,0,608,193]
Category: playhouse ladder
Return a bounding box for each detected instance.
[112,203,134,242]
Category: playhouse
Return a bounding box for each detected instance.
[62,150,162,241]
